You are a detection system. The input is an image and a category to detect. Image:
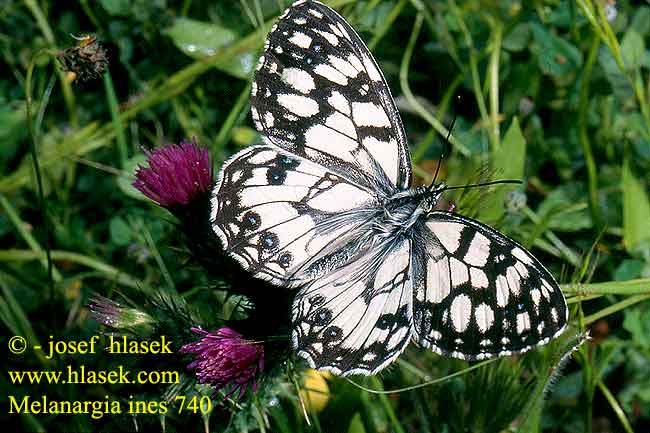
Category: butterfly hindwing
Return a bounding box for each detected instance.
[293,238,412,375]
[211,144,380,286]
[412,212,568,360]
[251,0,412,196]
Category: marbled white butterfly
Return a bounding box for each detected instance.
[210,0,568,376]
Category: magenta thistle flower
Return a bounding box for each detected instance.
[133,140,213,209]
[180,327,264,398]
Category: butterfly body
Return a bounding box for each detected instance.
[211,0,568,375]
[380,185,445,233]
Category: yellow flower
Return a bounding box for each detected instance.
[300,369,331,413]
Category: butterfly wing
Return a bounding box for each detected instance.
[412,212,568,360]
[211,145,380,286]
[293,238,412,375]
[251,0,411,196]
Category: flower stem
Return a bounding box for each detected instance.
[579,34,602,230]
[598,381,634,433]
[104,70,129,168]
[0,196,61,282]
[25,54,57,325]
[488,19,502,150]
[23,0,78,127]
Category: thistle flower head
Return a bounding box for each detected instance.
[180,327,264,398]
[88,296,154,331]
[133,140,213,209]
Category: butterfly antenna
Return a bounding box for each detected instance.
[429,109,457,192]
[441,179,522,191]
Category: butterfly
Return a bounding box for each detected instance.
[210,0,568,376]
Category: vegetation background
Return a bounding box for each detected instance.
[2,0,650,432]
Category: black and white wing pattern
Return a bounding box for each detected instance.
[411,212,568,360]
[212,0,413,286]
[293,239,412,375]
[211,0,569,377]
[251,0,411,196]
[211,145,379,286]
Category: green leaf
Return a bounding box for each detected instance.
[496,117,526,181]
[642,51,650,69]
[165,17,255,79]
[531,23,582,77]
[356,1,394,31]
[546,2,574,26]
[0,102,26,171]
[621,29,645,70]
[613,112,648,141]
[630,6,650,36]
[623,308,650,347]
[613,259,645,281]
[482,117,526,221]
[551,371,584,399]
[599,47,634,98]
[622,159,650,254]
[503,23,531,52]
[347,413,367,433]
[109,217,132,246]
[99,0,130,16]
[536,184,593,232]
[117,153,148,201]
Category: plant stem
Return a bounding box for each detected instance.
[370,377,407,433]
[449,0,492,149]
[598,381,634,433]
[104,70,128,167]
[368,0,408,50]
[400,13,470,157]
[577,0,650,128]
[579,34,602,229]
[488,19,502,151]
[213,83,252,157]
[0,195,61,281]
[562,278,650,295]
[23,0,78,127]
[79,0,103,30]
[24,55,56,324]
[0,249,141,289]
[583,294,650,325]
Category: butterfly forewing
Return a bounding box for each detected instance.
[293,238,412,375]
[412,212,568,360]
[251,0,412,196]
[211,145,381,286]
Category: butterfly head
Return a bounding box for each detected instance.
[416,182,447,213]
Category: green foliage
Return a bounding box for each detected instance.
[2,0,650,432]
[165,17,256,79]
[482,117,526,221]
[622,158,650,255]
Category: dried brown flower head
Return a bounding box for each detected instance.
[58,35,108,82]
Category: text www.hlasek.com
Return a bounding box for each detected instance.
[9,365,179,385]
